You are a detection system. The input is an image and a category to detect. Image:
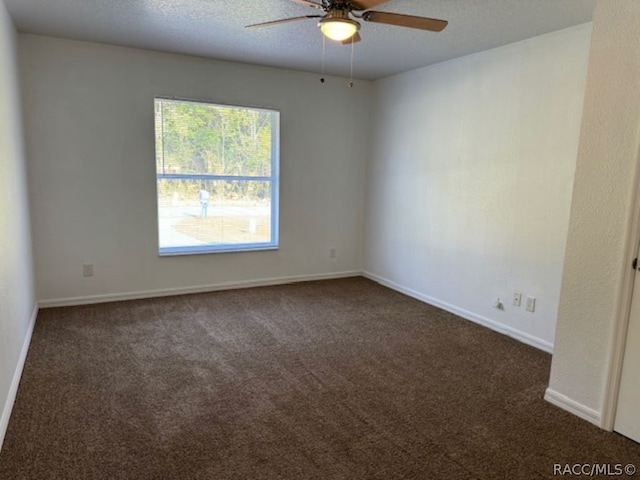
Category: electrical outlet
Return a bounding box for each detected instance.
[513,291,522,307]
[83,263,94,277]
[329,248,337,259]
[526,296,536,313]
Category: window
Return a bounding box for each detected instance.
[154,98,279,255]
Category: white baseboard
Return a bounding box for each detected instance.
[544,388,601,426]
[363,271,554,353]
[38,271,362,308]
[0,303,38,452]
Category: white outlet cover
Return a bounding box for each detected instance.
[526,296,536,312]
[513,291,522,307]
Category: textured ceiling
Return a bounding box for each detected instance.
[4,0,595,80]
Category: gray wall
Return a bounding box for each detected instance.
[19,35,371,304]
[549,0,640,427]
[0,0,36,448]
[364,24,591,351]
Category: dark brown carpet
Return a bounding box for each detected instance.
[1,277,639,479]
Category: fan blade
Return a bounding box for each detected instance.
[363,11,448,32]
[289,0,324,9]
[350,0,392,10]
[246,15,322,29]
[341,32,362,45]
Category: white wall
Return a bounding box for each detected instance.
[19,35,371,304]
[364,24,592,351]
[0,1,36,449]
[548,0,640,427]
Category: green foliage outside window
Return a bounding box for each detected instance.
[155,99,273,201]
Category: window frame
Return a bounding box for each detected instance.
[154,97,280,256]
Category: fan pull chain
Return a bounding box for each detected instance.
[320,35,326,84]
[348,35,355,88]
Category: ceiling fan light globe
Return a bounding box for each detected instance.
[319,18,359,41]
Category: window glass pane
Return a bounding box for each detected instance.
[156,100,273,177]
[158,179,272,250]
[154,98,279,255]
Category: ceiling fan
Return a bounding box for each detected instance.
[246,0,448,44]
